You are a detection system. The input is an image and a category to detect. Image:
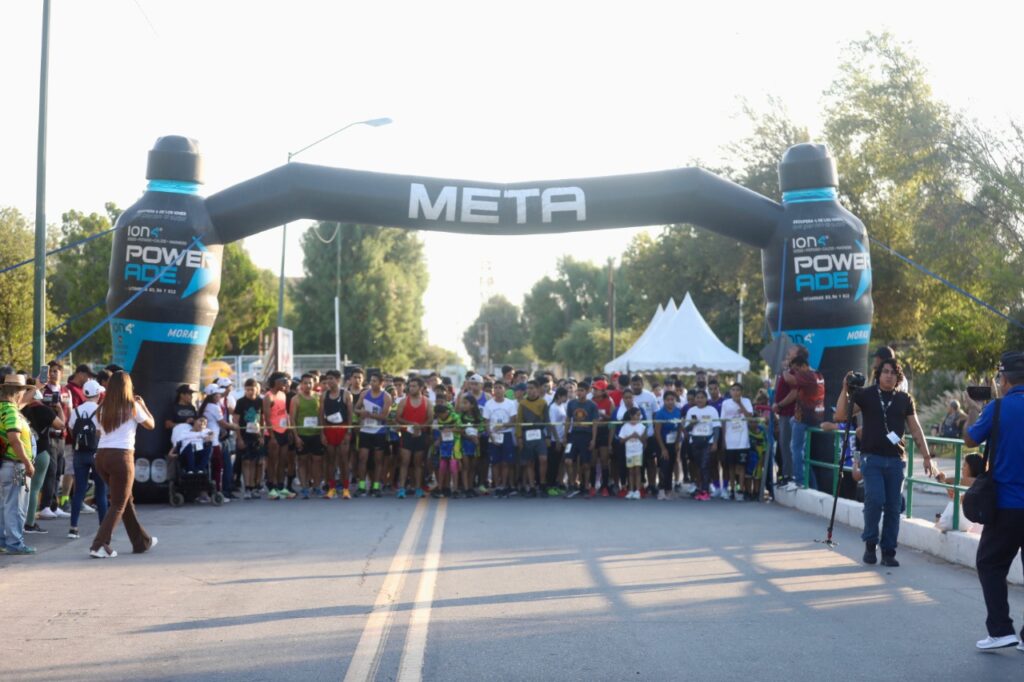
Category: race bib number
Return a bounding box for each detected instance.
[525,429,542,442]
[693,420,711,437]
[362,418,379,428]
[409,425,420,436]
[303,417,318,428]
[441,430,455,442]
[625,440,643,457]
[245,422,260,434]
[278,417,288,428]
[492,432,505,444]
[565,443,572,454]
[325,412,343,424]
[666,431,677,444]
[465,427,478,437]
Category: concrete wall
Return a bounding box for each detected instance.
[774,486,1024,586]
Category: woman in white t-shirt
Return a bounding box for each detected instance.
[88,371,156,559]
[619,407,647,500]
[685,390,720,502]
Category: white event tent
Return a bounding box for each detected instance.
[604,292,750,373]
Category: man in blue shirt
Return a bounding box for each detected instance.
[964,351,1024,651]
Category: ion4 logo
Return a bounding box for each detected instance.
[791,235,829,249]
[127,225,163,239]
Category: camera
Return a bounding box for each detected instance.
[966,386,992,402]
[846,372,866,392]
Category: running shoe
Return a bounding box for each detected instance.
[81,503,97,514]
[37,508,57,520]
[548,487,562,497]
[373,488,382,498]
[416,488,425,499]
[284,489,297,500]
[89,547,116,559]
[477,485,488,495]
[301,488,310,500]
[657,490,667,501]
[976,635,1019,650]
[242,489,252,500]
[7,545,37,555]
[587,487,597,499]
[617,488,628,498]
[24,524,47,534]
[326,488,337,499]
[527,488,538,498]
[431,489,442,499]
[54,507,71,518]
[342,488,352,500]
[397,488,406,499]
[267,489,280,500]
[68,527,80,539]
[567,488,581,499]
[600,487,610,498]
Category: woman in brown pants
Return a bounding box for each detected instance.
[90,371,157,559]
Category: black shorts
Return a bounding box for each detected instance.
[400,432,430,453]
[595,426,611,448]
[273,431,290,447]
[724,448,748,468]
[360,431,389,452]
[298,434,322,456]
[643,437,659,467]
[240,433,265,461]
[567,431,592,464]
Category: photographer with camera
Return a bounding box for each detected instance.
[963,351,1024,651]
[835,357,932,567]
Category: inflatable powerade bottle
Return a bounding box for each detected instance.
[763,143,873,414]
[106,136,223,500]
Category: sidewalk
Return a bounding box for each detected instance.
[774,485,1024,585]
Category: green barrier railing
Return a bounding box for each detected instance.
[801,428,974,531]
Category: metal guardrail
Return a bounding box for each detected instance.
[801,428,975,531]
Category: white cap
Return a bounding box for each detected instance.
[216,376,233,387]
[83,380,103,398]
[203,383,225,396]
[469,374,484,383]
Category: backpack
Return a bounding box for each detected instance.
[72,407,99,452]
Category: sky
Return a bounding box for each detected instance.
[3,1,1024,363]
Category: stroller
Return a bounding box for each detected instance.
[168,440,224,507]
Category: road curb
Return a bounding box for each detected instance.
[773,487,1024,585]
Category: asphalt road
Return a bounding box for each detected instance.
[4,494,1022,681]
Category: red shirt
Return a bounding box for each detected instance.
[774,375,795,418]
[593,396,615,422]
[607,390,623,408]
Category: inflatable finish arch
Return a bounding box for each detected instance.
[108,137,871,487]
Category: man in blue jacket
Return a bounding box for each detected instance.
[965,351,1024,651]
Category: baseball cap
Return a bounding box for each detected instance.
[203,383,225,396]
[74,363,96,377]
[216,376,233,388]
[83,379,103,398]
[514,383,528,392]
[872,346,895,360]
[998,351,1024,373]
[593,379,609,391]
[469,373,483,383]
[176,384,197,395]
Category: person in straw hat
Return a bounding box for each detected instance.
[1,374,37,554]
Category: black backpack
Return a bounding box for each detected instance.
[72,407,99,452]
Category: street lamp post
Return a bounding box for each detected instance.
[276,117,392,329]
[32,0,51,372]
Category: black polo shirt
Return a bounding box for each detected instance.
[853,385,915,457]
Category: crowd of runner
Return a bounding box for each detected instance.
[164,365,773,504]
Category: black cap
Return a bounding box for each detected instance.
[147,135,204,184]
[779,143,838,193]
[999,351,1024,373]
[872,346,895,360]
[176,383,198,394]
[74,363,96,377]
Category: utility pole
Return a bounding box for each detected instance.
[738,282,747,380]
[32,0,51,372]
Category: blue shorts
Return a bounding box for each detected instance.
[488,435,517,465]
[568,431,592,464]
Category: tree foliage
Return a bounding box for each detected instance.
[0,208,38,368]
[288,223,427,371]
[205,243,276,357]
[552,318,601,375]
[48,204,122,363]
[463,295,527,366]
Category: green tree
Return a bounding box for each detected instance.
[552,319,601,375]
[0,207,37,368]
[288,223,427,371]
[206,243,276,357]
[462,295,527,365]
[48,203,122,363]
[412,344,462,370]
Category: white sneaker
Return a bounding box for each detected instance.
[657,490,667,501]
[686,483,698,495]
[54,507,71,518]
[1017,641,1024,652]
[81,504,97,514]
[149,537,158,551]
[784,482,799,492]
[718,487,730,500]
[37,508,58,520]
[976,635,1019,650]
[89,547,118,559]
